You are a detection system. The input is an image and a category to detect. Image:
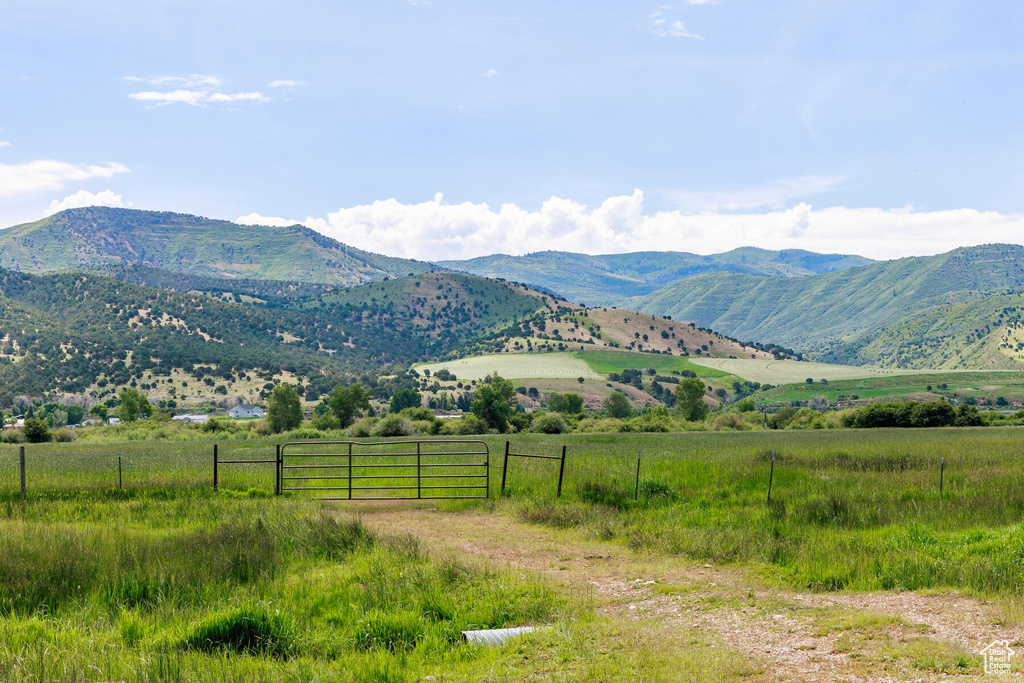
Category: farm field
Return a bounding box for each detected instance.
[686,358,980,384]
[765,370,1024,405]
[4,428,1024,680]
[416,349,728,382]
[416,352,602,380]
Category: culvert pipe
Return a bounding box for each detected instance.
[460,626,535,645]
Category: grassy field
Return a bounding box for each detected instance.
[417,349,728,382]
[415,352,602,380]
[4,428,1024,680]
[764,370,1024,404]
[688,358,982,384]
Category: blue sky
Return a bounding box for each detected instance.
[2,0,1024,260]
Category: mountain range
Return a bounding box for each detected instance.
[2,207,1024,375]
[0,207,436,286]
[440,248,874,306]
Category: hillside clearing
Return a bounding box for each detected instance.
[415,352,602,380]
[689,358,992,385]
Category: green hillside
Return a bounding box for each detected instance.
[626,244,1024,368]
[836,293,1024,370]
[0,207,436,285]
[439,248,873,306]
[0,269,551,403]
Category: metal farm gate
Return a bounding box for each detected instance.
[276,440,490,501]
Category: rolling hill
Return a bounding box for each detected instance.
[0,207,437,285]
[626,244,1024,369]
[439,247,874,306]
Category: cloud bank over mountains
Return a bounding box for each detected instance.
[238,190,1024,262]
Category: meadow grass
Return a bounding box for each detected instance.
[3,428,1024,679]
[5,428,1024,598]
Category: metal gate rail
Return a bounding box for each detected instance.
[277,439,489,500]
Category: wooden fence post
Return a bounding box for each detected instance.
[766,450,776,504]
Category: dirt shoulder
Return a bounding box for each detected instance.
[354,505,1022,682]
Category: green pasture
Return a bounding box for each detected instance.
[5,429,1024,597]
[765,370,1024,404]
[690,358,971,384]
[4,428,1024,680]
[576,349,727,378]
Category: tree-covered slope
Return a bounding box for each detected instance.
[0,207,437,285]
[625,244,1024,367]
[439,248,874,306]
[826,294,1024,370]
[0,269,551,401]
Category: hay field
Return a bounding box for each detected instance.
[687,358,980,384]
[415,352,602,380]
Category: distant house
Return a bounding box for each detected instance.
[108,417,121,425]
[229,404,266,419]
[172,414,210,425]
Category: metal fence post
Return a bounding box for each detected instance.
[940,454,945,495]
[213,443,219,492]
[485,442,491,499]
[275,444,282,496]
[19,445,25,502]
[501,441,510,496]
[118,453,123,490]
[557,445,566,498]
[766,450,776,504]
[634,448,642,500]
[417,441,422,500]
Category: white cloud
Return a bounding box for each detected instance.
[0,141,10,148]
[408,0,432,5]
[128,89,208,106]
[0,160,129,198]
[46,189,130,215]
[267,80,303,88]
[240,190,1024,263]
[126,75,269,107]
[666,175,844,211]
[125,74,222,88]
[206,92,270,103]
[484,69,499,77]
[236,213,300,228]
[655,20,704,39]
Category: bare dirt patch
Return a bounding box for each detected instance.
[356,506,1021,681]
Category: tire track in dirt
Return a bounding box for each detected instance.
[354,506,1021,681]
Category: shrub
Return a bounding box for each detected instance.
[22,418,50,443]
[347,418,378,438]
[438,415,488,435]
[398,406,434,421]
[181,604,296,658]
[373,415,415,438]
[531,411,568,434]
[52,428,75,443]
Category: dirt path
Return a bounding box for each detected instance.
[355,506,1021,681]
